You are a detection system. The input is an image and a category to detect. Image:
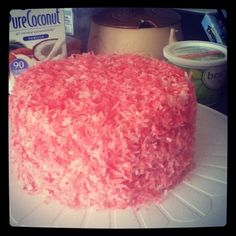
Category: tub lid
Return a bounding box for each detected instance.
[163,40,227,68]
[92,8,181,29]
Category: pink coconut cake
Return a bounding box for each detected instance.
[9,53,197,209]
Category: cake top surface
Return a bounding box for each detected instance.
[10,53,194,130]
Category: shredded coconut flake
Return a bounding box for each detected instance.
[9,53,196,210]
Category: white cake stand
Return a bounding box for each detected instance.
[9,103,227,228]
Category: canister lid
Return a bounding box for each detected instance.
[92,8,181,29]
[163,40,227,68]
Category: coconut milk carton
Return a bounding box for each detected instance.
[9,8,67,93]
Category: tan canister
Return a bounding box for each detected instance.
[87,8,182,59]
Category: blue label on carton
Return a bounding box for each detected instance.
[23,34,49,41]
[10,58,29,77]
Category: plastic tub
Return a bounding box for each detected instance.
[163,40,227,106]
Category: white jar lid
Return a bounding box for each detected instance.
[163,40,227,69]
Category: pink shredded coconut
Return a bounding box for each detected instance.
[9,53,196,209]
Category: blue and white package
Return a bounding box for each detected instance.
[201,14,227,45]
